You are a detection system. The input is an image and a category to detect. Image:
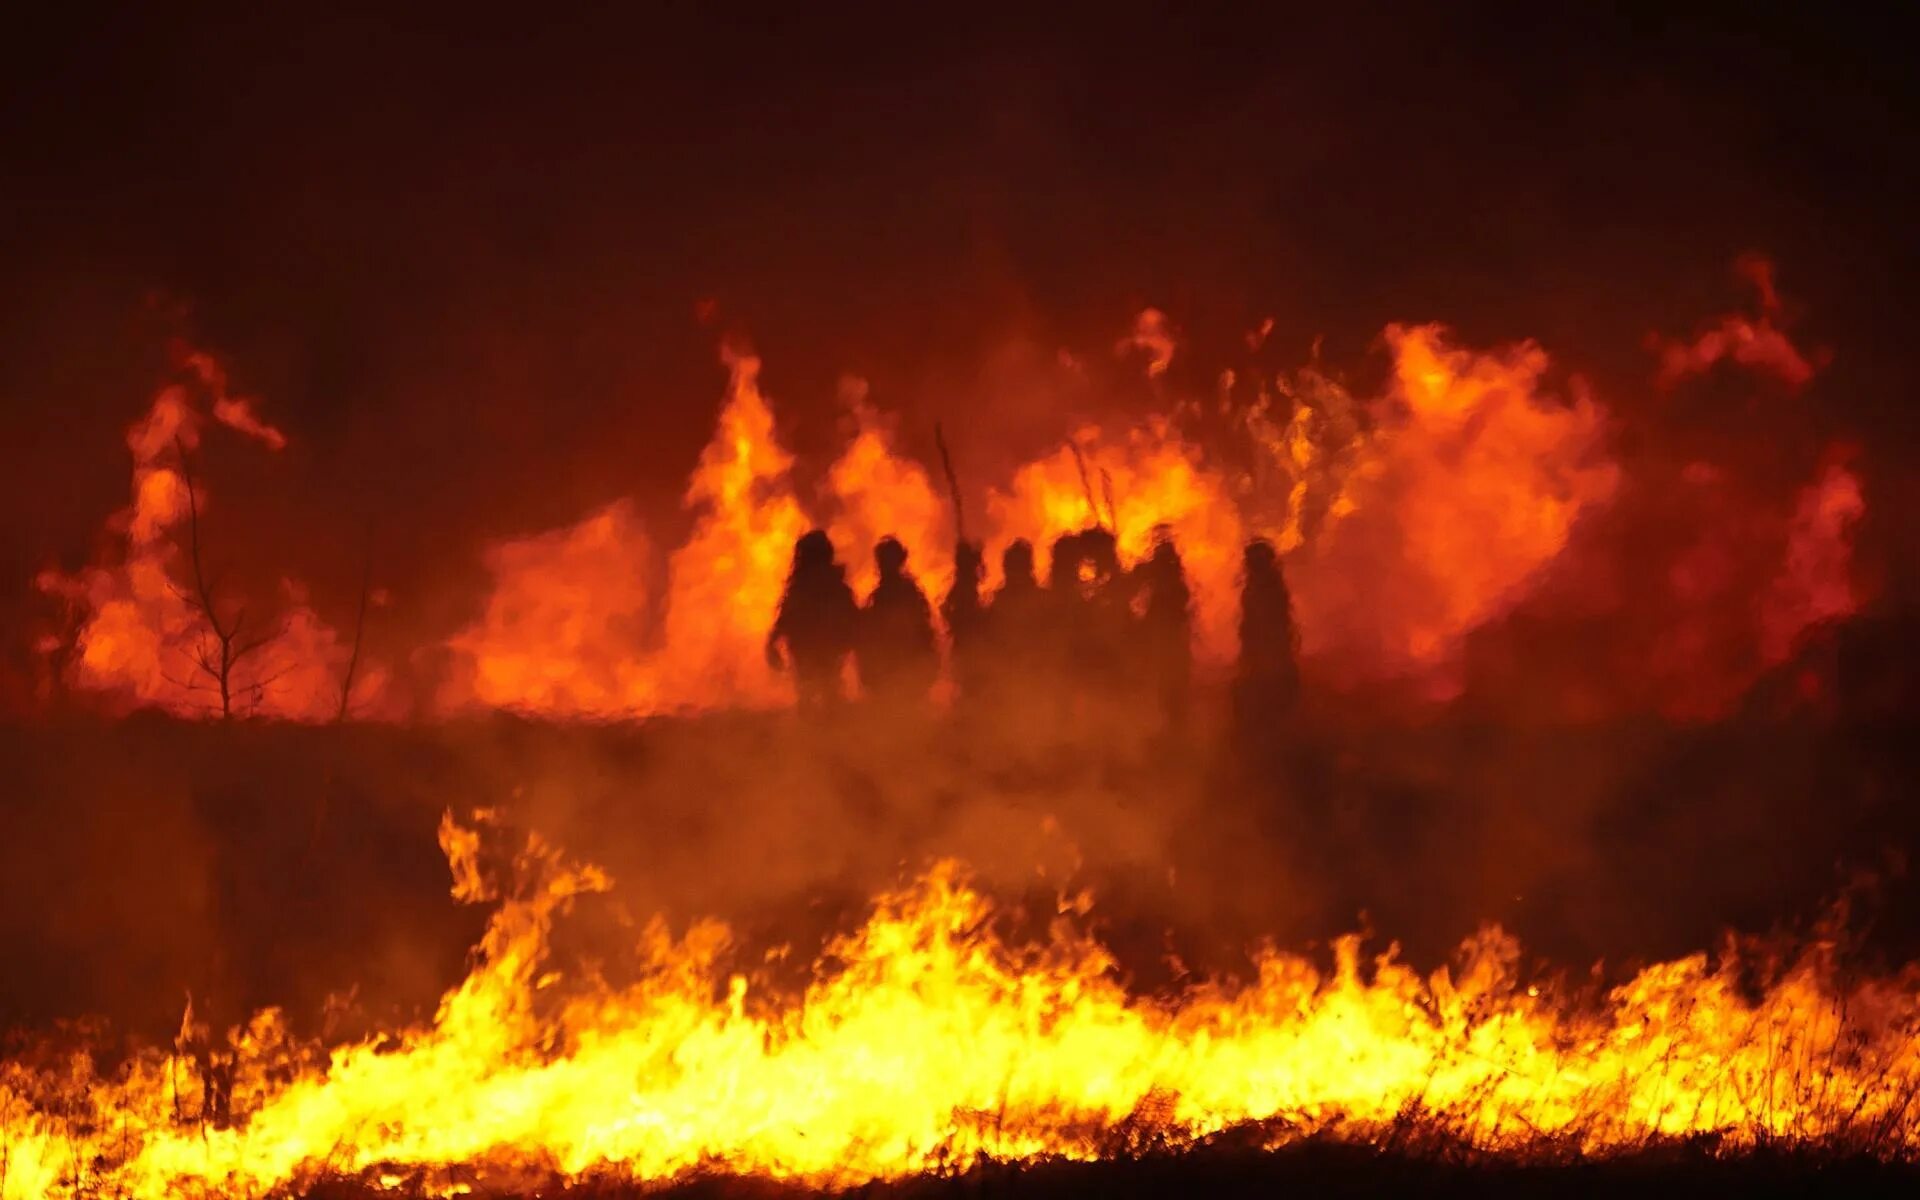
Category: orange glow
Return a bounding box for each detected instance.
[2,819,1916,1197]
[987,421,1247,666]
[35,343,383,720]
[1651,255,1818,390]
[1759,456,1865,663]
[824,383,953,602]
[1290,325,1619,690]
[443,346,814,716]
[651,346,814,710]
[440,500,657,716]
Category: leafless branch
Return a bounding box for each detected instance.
[337,518,375,722]
[171,436,283,718]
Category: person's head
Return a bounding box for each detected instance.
[1149,525,1181,571]
[1244,538,1280,581]
[1003,538,1036,585]
[954,539,983,583]
[1080,527,1118,579]
[875,536,909,577]
[1048,533,1083,588]
[794,528,836,573]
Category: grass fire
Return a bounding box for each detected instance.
[4,10,1919,1198]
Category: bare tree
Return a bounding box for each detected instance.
[170,438,285,719]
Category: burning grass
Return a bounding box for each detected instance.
[4,801,1920,1198]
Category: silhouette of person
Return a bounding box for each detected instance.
[766,529,857,710]
[942,539,987,701]
[1042,531,1091,708]
[1135,527,1194,730]
[973,538,1044,707]
[1071,526,1130,702]
[989,538,1044,634]
[1235,538,1301,726]
[858,536,938,707]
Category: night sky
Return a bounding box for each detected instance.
[4,7,1917,641]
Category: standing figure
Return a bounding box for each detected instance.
[766,529,858,711]
[858,536,938,707]
[942,539,988,702]
[1135,527,1194,731]
[1235,538,1301,726]
[1073,526,1130,702]
[979,538,1045,706]
[1045,531,1090,706]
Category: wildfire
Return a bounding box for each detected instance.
[35,340,383,720]
[35,258,1870,721]
[2,816,1916,1198]
[1282,324,1619,691]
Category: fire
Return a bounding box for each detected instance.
[439,500,657,716]
[1287,324,1619,691]
[823,380,953,601]
[441,347,813,716]
[35,341,383,720]
[2,818,1916,1197]
[34,259,1875,722]
[654,346,814,709]
[986,421,1247,666]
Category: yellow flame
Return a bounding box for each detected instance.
[3,821,1916,1197]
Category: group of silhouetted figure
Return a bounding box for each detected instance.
[767,525,1301,736]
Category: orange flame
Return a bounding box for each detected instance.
[35,343,382,719]
[1290,325,1619,690]
[440,500,657,716]
[987,421,1246,666]
[824,380,952,601]
[2,821,1916,1196]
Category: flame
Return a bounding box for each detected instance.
[440,500,657,716]
[52,274,1868,722]
[442,346,814,716]
[823,382,953,601]
[1118,307,1177,378]
[987,422,1246,666]
[1289,325,1619,689]
[3,820,1917,1197]
[651,346,814,710]
[35,343,382,719]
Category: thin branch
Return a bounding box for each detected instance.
[337,518,375,722]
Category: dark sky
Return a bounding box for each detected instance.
[3,7,1916,633]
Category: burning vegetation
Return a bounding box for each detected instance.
[2,810,1919,1198]
[0,257,1905,1198]
[27,260,1859,725]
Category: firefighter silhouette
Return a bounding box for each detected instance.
[1235,537,1301,723]
[858,536,938,706]
[942,539,988,701]
[1135,526,1194,730]
[1071,526,1130,703]
[766,529,857,710]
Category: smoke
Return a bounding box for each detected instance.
[0,257,1907,1058]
